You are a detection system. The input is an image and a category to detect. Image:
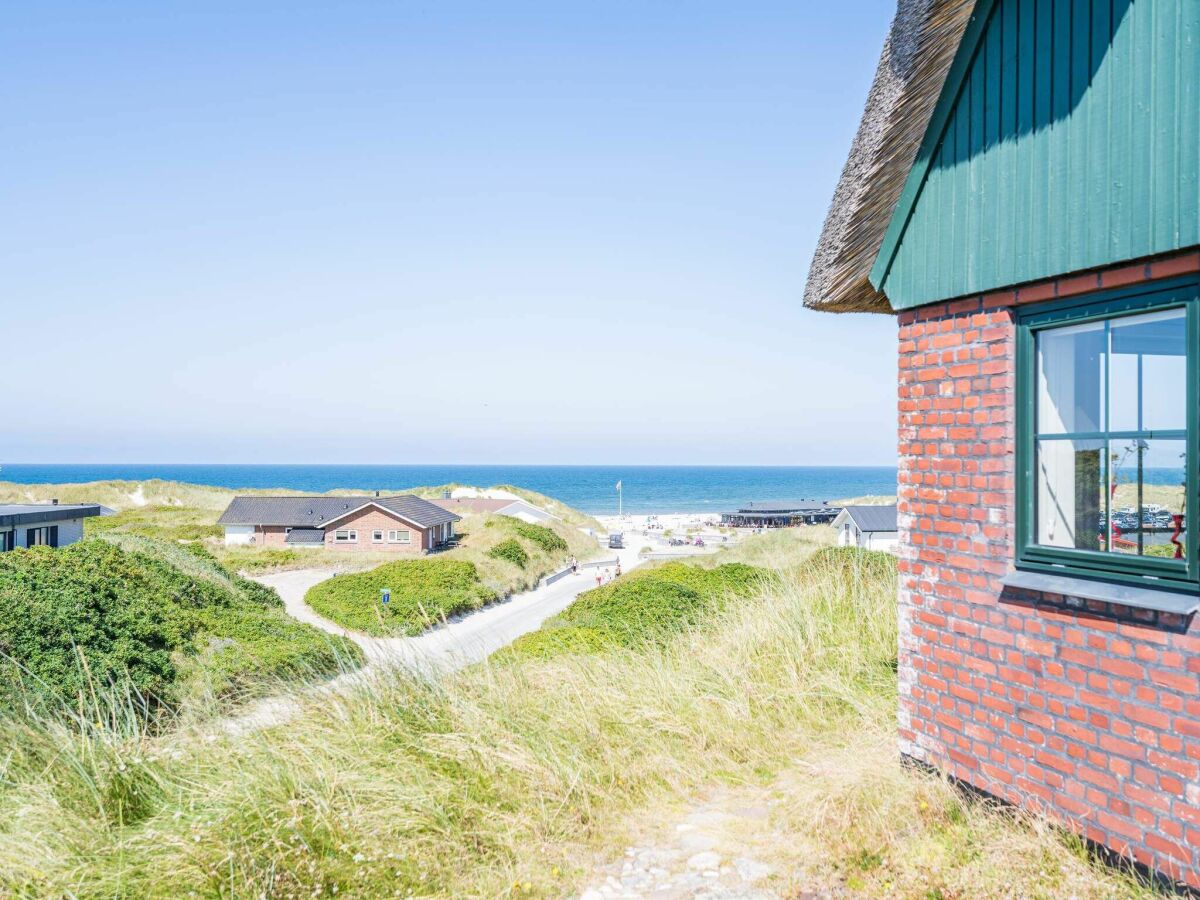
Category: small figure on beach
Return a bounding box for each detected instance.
[615,562,622,578]
[595,572,603,588]
[570,556,578,574]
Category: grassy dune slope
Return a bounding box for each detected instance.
[302,514,594,636]
[0,530,1159,898]
[0,478,600,574]
[0,535,360,716]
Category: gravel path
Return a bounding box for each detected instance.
[578,787,831,900]
[224,546,642,733]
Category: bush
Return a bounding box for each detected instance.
[507,519,568,554]
[507,562,770,659]
[487,538,529,568]
[500,625,618,660]
[304,560,498,637]
[0,539,359,713]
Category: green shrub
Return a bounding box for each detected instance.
[488,538,529,568]
[304,560,497,637]
[506,562,770,660]
[507,519,568,554]
[0,539,359,713]
[500,624,618,660]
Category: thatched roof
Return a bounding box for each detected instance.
[804,0,977,314]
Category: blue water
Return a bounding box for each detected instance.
[0,464,899,515]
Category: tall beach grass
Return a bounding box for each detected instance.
[0,538,1162,897]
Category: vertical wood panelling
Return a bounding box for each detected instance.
[881,0,1200,310]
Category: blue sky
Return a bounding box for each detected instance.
[3,1,899,466]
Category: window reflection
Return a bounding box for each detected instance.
[1036,439,1105,550]
[1037,321,1105,434]
[1034,307,1188,562]
[1109,309,1187,432]
[1105,440,1187,558]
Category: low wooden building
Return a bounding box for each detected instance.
[720,500,840,528]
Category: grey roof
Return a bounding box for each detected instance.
[838,504,898,532]
[285,528,326,545]
[735,500,836,513]
[0,504,103,528]
[804,0,976,313]
[217,495,460,529]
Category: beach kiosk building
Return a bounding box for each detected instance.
[719,500,840,528]
[808,0,1200,885]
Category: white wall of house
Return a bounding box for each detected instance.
[837,525,898,552]
[1,518,86,549]
[835,521,899,552]
[224,525,256,546]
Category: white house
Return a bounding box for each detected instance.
[0,502,103,551]
[831,505,898,552]
[430,496,558,525]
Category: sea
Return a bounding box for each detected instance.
[0,464,899,515]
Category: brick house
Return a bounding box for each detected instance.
[218,495,460,553]
[807,0,1200,885]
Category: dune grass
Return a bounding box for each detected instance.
[0,530,1163,898]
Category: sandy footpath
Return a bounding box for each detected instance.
[224,543,643,733]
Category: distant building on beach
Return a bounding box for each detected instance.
[0,502,102,551]
[429,496,558,525]
[806,0,1200,884]
[831,505,898,552]
[720,500,839,528]
[217,495,460,553]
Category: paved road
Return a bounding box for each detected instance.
[225,545,643,733]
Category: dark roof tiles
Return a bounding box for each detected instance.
[217,495,459,529]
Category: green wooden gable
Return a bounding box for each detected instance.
[871,0,1200,311]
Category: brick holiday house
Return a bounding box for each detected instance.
[218,495,460,553]
[807,0,1200,886]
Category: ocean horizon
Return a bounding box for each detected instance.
[0,464,900,515]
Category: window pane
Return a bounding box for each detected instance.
[1036,321,1106,434]
[1106,439,1187,558]
[1109,308,1187,432]
[1036,438,1106,550]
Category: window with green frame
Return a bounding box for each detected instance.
[1016,277,1199,591]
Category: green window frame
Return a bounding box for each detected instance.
[1016,276,1200,593]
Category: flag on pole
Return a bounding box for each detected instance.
[615,480,622,491]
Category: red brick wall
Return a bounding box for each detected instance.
[249,509,438,552]
[321,508,434,552]
[897,248,1200,886]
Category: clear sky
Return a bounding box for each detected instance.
[4,1,899,466]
